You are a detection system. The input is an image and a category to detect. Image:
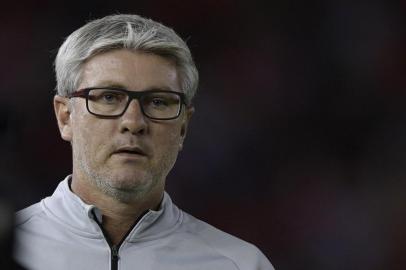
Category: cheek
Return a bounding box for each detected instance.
[71,116,113,161]
[152,126,182,156]
[162,126,182,145]
[71,123,92,163]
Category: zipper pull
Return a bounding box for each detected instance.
[111,245,119,261]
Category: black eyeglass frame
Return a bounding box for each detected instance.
[68,87,188,120]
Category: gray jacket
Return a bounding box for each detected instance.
[14,176,274,270]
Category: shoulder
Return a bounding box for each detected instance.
[14,178,67,229]
[178,211,275,270]
[15,202,45,227]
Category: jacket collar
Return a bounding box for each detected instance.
[42,175,182,242]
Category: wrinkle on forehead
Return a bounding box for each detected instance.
[78,49,181,92]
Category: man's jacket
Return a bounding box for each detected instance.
[14,176,274,270]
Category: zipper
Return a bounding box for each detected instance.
[92,210,149,270]
[111,245,119,270]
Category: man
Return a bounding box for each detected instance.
[14,14,274,270]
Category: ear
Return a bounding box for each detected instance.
[54,95,73,142]
[179,106,194,151]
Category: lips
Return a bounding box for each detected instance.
[113,146,148,157]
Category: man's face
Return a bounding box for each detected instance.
[55,49,192,202]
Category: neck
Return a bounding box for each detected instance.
[70,174,163,246]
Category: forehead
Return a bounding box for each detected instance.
[79,49,181,91]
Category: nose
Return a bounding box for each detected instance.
[119,99,148,135]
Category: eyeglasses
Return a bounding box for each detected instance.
[68,87,187,120]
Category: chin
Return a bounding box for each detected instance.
[103,171,160,196]
[108,172,150,189]
[85,165,163,201]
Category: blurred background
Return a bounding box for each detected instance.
[1,0,406,269]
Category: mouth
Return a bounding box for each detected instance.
[113,146,148,157]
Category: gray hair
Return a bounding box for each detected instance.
[55,14,198,104]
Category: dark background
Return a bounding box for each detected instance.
[1,0,406,269]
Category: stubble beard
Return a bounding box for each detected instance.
[73,146,176,204]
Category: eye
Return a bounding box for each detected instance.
[151,98,168,107]
[102,93,117,102]
[96,91,126,104]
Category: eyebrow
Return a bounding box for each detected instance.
[89,81,178,92]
